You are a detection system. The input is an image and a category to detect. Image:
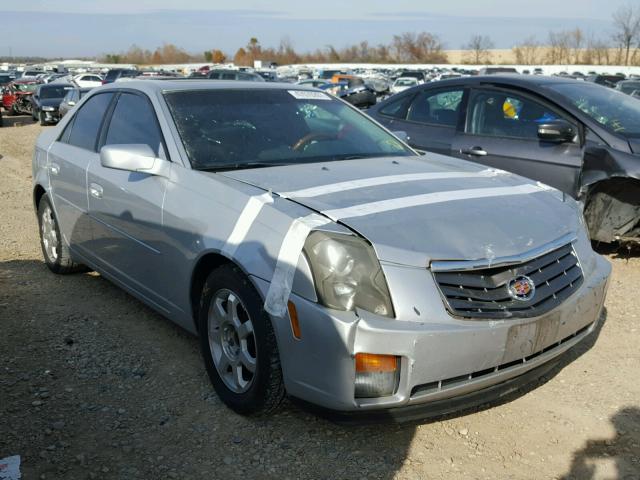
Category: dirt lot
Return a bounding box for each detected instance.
[1,118,639,480]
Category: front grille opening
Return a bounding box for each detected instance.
[410,322,593,398]
[433,243,584,319]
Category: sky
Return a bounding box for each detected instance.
[0,1,631,58]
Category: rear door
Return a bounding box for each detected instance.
[451,87,583,195]
[47,92,115,254]
[86,91,172,311]
[373,87,466,155]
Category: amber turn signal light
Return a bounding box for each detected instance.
[355,353,398,373]
[288,301,301,339]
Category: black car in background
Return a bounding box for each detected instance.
[102,68,138,84]
[368,75,640,244]
[31,83,74,125]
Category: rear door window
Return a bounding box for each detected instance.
[66,93,114,151]
[407,89,464,126]
[379,95,413,119]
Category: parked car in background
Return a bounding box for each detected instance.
[102,69,138,84]
[390,77,419,95]
[368,75,640,244]
[2,79,39,115]
[73,74,103,88]
[296,79,330,88]
[31,83,74,125]
[207,70,265,81]
[320,77,377,108]
[59,87,93,118]
[398,70,427,84]
[0,73,16,87]
[478,67,518,75]
[20,70,44,79]
[32,80,610,419]
[615,80,640,95]
[256,70,278,82]
[586,74,625,88]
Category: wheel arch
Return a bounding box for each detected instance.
[583,177,640,243]
[189,251,265,334]
[33,183,47,211]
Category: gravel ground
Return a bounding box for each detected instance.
[1,119,639,480]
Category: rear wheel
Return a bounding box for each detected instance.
[198,264,285,415]
[37,193,86,274]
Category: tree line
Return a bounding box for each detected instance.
[97,4,640,66]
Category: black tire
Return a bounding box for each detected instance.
[198,264,285,415]
[9,106,17,116]
[37,193,86,274]
[39,111,47,126]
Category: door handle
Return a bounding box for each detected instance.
[89,183,103,199]
[460,146,488,156]
[49,163,60,175]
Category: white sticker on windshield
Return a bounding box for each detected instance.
[288,90,331,100]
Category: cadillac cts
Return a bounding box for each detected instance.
[32,81,611,420]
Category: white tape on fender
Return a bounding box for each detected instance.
[221,192,273,258]
[264,214,331,316]
[322,183,552,221]
[278,168,509,199]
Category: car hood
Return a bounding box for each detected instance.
[220,155,580,267]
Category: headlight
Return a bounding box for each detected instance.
[42,106,55,111]
[303,231,394,317]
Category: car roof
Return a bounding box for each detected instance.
[94,79,317,95]
[429,74,589,88]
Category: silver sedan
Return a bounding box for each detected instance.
[32,80,610,419]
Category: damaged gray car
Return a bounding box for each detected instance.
[32,81,610,420]
[369,76,640,245]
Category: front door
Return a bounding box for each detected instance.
[87,91,172,312]
[451,88,583,195]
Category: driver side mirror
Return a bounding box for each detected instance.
[537,120,576,143]
[100,144,169,177]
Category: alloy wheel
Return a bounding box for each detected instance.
[40,204,59,262]
[208,289,257,393]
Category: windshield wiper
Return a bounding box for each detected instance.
[196,162,290,172]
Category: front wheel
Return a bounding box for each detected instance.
[198,264,285,415]
[37,193,86,274]
[39,111,47,126]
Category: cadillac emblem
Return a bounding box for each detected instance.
[508,276,535,302]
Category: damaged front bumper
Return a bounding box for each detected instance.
[254,245,610,416]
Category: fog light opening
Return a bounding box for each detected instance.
[354,353,400,398]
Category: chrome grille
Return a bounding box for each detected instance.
[433,243,583,319]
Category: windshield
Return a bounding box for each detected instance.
[40,85,72,99]
[550,82,640,137]
[164,89,414,170]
